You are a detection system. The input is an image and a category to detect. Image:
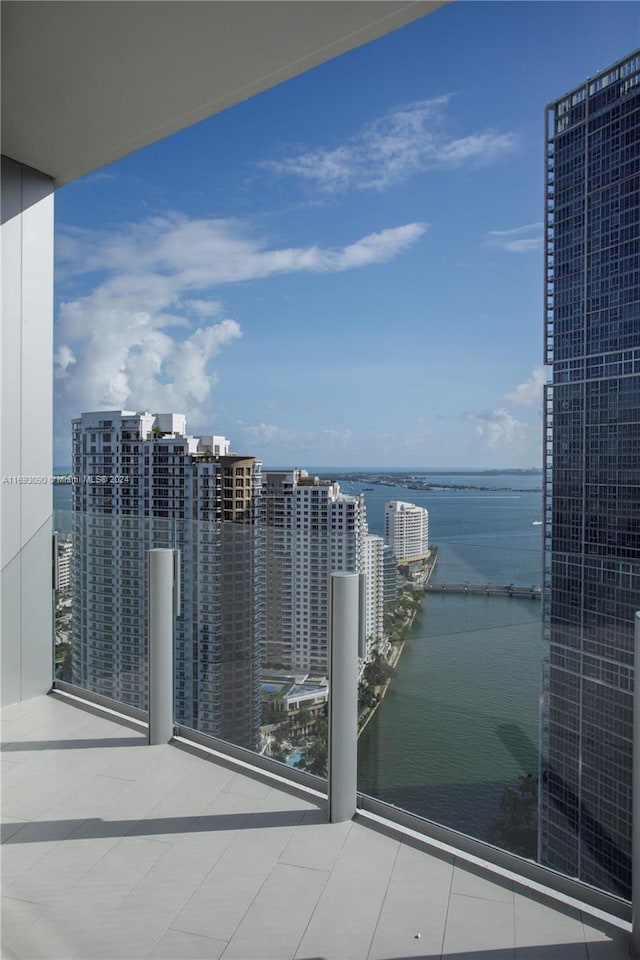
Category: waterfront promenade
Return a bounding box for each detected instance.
[424,582,541,599]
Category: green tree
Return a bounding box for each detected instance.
[55,642,73,682]
[294,714,328,777]
[261,703,284,726]
[295,707,313,736]
[269,740,289,762]
[364,654,393,687]
[274,716,294,742]
[358,683,376,713]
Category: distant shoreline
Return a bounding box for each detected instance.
[56,463,542,479]
[265,466,542,477]
[317,473,542,494]
[54,465,543,498]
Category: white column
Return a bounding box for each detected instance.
[1,157,54,705]
[328,572,359,823]
[148,549,177,744]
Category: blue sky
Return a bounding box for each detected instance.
[54,1,639,468]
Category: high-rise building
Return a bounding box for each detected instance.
[382,543,401,610]
[262,470,372,673]
[540,51,640,899]
[56,536,73,598]
[384,500,429,564]
[364,534,385,655]
[71,410,263,748]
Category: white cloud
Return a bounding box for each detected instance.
[55,302,241,439]
[57,215,427,286]
[264,97,516,193]
[236,421,352,450]
[181,299,224,317]
[237,422,281,444]
[483,222,543,254]
[465,409,530,450]
[505,367,547,407]
[55,215,425,451]
[397,415,439,450]
[54,345,76,380]
[78,171,117,185]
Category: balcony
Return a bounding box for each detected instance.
[1,691,631,960]
[3,7,640,959]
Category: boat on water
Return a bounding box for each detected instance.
[532,520,543,526]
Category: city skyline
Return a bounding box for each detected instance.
[68,410,391,741]
[53,2,638,468]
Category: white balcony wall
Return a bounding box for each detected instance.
[1,156,54,704]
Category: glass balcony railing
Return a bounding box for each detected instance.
[356,527,631,912]
[51,508,631,916]
[54,509,164,711]
[357,578,543,858]
[52,510,332,782]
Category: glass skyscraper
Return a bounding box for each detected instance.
[540,50,640,898]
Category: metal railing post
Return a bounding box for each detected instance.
[328,571,360,823]
[633,611,640,957]
[148,548,178,745]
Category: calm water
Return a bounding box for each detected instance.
[353,473,545,847]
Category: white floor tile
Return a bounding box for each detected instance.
[369,842,453,959]
[148,928,228,959]
[443,892,515,956]
[0,895,52,957]
[2,696,633,960]
[223,862,329,959]
[452,859,515,903]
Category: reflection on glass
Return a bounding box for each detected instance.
[357,472,545,862]
[258,469,366,778]
[358,583,543,858]
[57,446,636,901]
[53,520,73,683]
[64,510,159,710]
[539,56,638,901]
[176,518,262,752]
[264,699,328,778]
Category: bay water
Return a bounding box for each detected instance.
[345,472,545,847]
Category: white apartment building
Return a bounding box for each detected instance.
[384,500,429,563]
[263,471,379,674]
[71,410,262,748]
[364,534,385,656]
[56,537,73,598]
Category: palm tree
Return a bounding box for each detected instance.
[294,715,328,777]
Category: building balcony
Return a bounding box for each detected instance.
[1,692,631,960]
[3,7,640,959]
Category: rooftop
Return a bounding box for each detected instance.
[1,693,631,959]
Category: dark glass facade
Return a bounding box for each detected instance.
[540,51,640,898]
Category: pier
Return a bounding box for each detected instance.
[424,582,541,599]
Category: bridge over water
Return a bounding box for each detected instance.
[423,582,541,599]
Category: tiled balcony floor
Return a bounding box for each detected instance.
[1,694,631,960]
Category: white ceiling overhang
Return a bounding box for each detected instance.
[2,0,446,186]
